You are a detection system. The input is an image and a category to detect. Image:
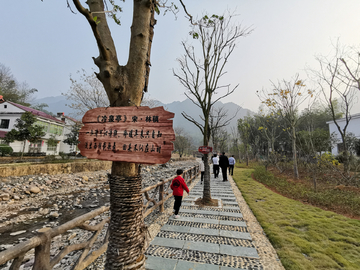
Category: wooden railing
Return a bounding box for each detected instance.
[0,165,199,270]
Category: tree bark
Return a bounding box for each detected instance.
[21,140,26,160]
[203,153,211,201]
[105,163,145,270]
[202,121,212,201]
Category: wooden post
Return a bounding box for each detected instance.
[33,231,51,270]
[159,180,164,213]
[9,253,25,270]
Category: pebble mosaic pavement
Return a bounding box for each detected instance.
[145,170,285,270]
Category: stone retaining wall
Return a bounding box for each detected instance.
[0,161,112,178]
[0,157,195,178]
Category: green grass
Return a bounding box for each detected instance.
[252,166,360,217]
[233,167,360,270]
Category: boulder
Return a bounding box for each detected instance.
[39,208,50,215]
[29,186,41,194]
[0,193,10,201]
[49,211,59,219]
[82,176,89,181]
[45,180,52,185]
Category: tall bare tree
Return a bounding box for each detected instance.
[310,43,359,175]
[174,127,192,157]
[64,69,110,117]
[237,118,251,166]
[334,44,360,92]
[257,74,314,178]
[257,111,283,156]
[209,106,238,152]
[63,69,159,118]
[174,13,252,202]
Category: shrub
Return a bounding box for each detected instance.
[0,144,13,156]
[59,152,69,160]
[335,151,357,164]
[44,155,56,161]
[320,152,339,166]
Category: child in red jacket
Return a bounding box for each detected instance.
[170,169,189,219]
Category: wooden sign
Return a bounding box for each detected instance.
[78,106,175,164]
[198,146,213,154]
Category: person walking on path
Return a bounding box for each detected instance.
[199,157,205,184]
[212,154,220,178]
[219,152,229,181]
[228,155,235,176]
[170,169,189,218]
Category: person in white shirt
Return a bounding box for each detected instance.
[228,155,235,176]
[212,154,220,178]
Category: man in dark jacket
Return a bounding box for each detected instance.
[219,152,229,181]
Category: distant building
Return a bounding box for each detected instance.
[327,113,360,156]
[0,98,78,155]
[55,112,81,154]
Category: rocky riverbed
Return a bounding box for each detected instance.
[0,159,199,270]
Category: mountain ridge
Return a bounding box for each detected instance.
[34,96,254,141]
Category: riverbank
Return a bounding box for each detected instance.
[0,159,198,269]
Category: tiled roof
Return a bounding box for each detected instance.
[65,115,81,123]
[7,101,64,124]
[0,130,8,138]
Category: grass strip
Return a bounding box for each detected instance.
[252,166,360,217]
[233,167,360,270]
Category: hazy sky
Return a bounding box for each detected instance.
[2,0,360,113]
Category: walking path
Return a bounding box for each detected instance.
[145,171,284,270]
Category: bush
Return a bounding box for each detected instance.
[0,144,13,156]
[335,151,357,164]
[25,152,46,157]
[59,152,69,160]
[320,152,339,166]
[44,155,56,161]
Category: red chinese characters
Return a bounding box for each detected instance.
[198,146,213,154]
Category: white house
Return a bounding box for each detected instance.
[0,99,76,155]
[55,112,81,154]
[327,113,360,156]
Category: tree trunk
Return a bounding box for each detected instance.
[202,114,212,201]
[21,140,26,160]
[245,145,249,166]
[343,149,350,177]
[105,162,145,270]
[292,127,299,178]
[203,153,211,201]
